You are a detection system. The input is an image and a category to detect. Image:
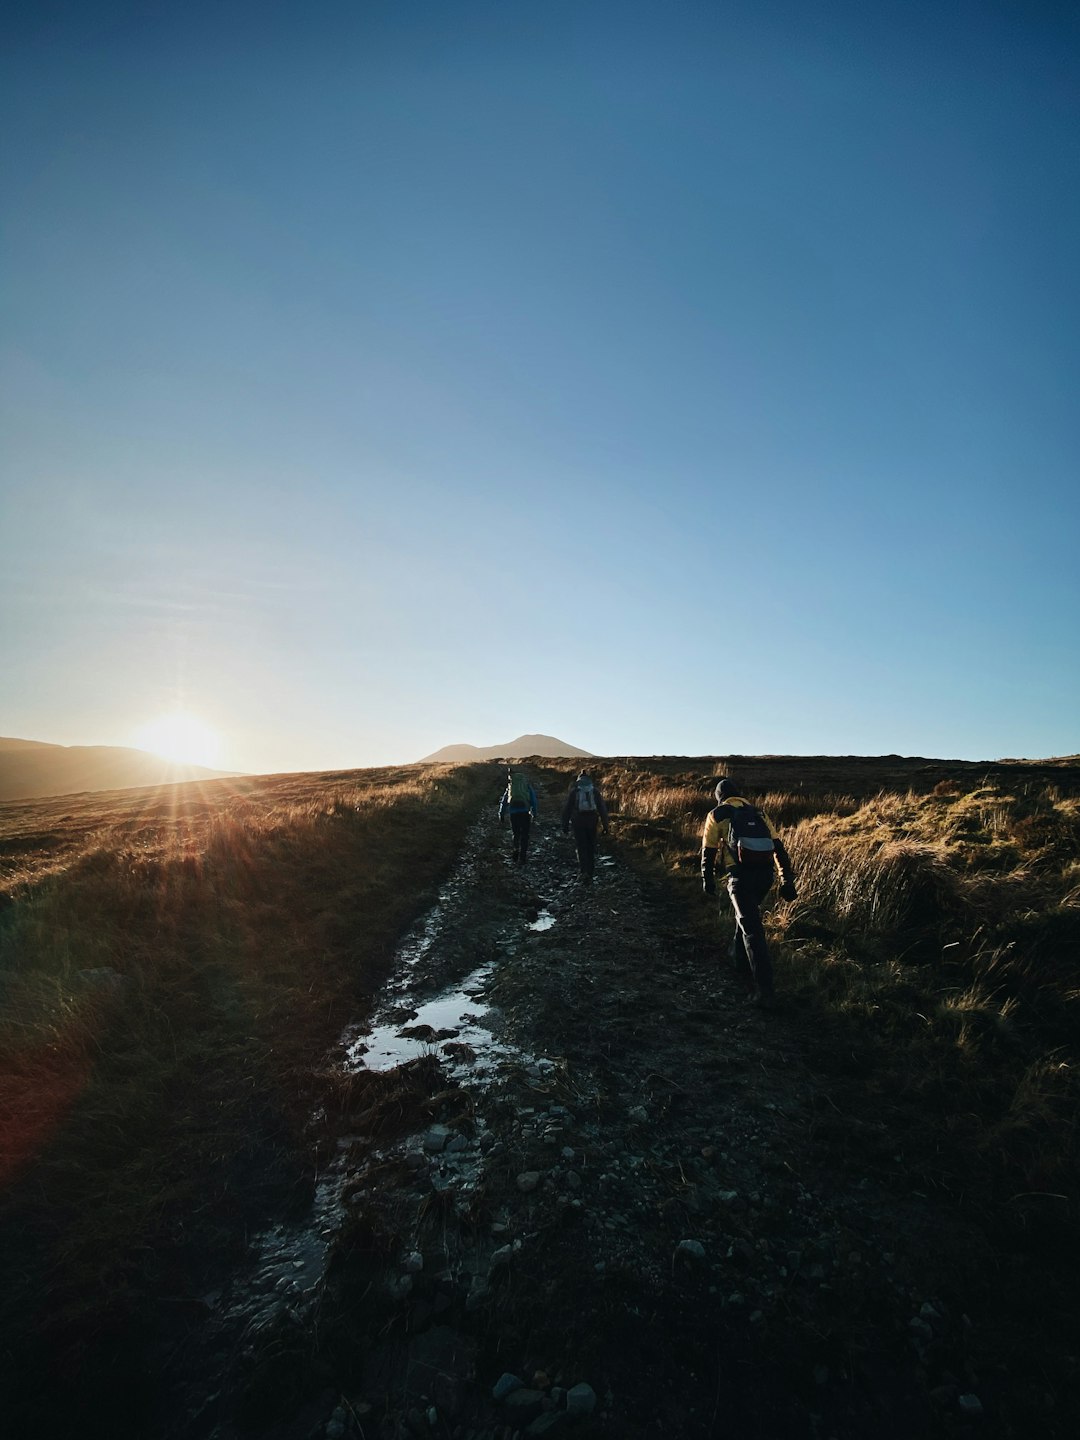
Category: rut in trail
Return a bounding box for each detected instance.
[193,768,985,1440]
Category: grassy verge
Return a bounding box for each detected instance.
[547,756,1080,1195]
[548,754,1080,1429]
[0,761,493,1429]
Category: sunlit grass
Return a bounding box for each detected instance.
[548,754,1080,1214]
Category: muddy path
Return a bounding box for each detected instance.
[171,770,1009,1440]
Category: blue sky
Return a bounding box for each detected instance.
[2,0,1077,771]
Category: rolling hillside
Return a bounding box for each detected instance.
[0,736,236,802]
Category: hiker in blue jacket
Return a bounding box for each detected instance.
[562,771,610,882]
[499,767,539,866]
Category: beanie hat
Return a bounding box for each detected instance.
[715,778,740,802]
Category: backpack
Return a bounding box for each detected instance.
[725,804,775,866]
[509,773,531,806]
[575,778,597,813]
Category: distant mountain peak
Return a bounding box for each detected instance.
[420,733,594,764]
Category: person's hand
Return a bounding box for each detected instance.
[602,827,609,836]
[779,880,797,902]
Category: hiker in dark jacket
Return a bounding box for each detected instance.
[562,771,610,882]
[499,768,539,866]
[701,778,797,1008]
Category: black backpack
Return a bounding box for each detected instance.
[723,804,775,866]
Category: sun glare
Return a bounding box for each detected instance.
[133,712,222,768]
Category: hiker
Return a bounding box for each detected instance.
[499,767,539,866]
[701,778,797,1008]
[562,770,610,882]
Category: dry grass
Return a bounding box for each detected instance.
[549,755,1080,1214]
[0,761,493,1417]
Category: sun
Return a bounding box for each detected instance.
[133,712,222,768]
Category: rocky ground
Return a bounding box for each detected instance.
[172,777,1044,1440]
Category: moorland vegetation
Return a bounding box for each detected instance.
[566,754,1080,1217]
[0,763,490,1427]
[1,751,1077,1435]
[547,753,1080,1430]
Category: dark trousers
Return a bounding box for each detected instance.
[510,812,532,865]
[572,819,598,877]
[727,868,775,997]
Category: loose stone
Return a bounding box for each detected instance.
[675,1239,706,1263]
[565,1383,597,1417]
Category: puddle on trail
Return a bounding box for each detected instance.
[346,962,514,1074]
[350,902,558,1072]
[212,814,555,1344]
[346,826,560,1074]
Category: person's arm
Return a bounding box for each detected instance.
[529,784,539,819]
[561,788,574,831]
[498,788,508,822]
[773,835,797,899]
[761,809,796,893]
[701,810,722,893]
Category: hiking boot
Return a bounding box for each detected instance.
[749,991,779,1011]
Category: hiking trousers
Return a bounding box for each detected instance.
[510,812,532,865]
[571,818,599,878]
[726,868,775,997]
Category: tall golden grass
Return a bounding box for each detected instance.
[557,756,1080,1217]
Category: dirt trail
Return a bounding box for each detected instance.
[187,770,996,1440]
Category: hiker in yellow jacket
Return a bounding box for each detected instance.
[701,778,797,1008]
